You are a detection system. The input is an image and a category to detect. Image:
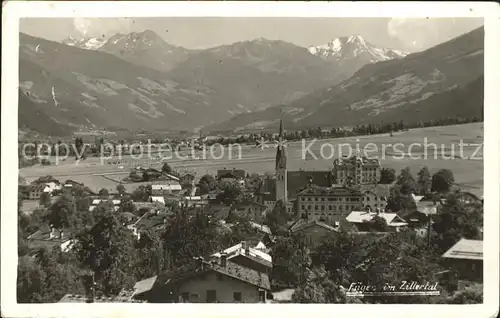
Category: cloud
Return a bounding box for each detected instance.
[387,18,444,52]
[73,18,134,38]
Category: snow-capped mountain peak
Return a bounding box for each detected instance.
[62,36,108,50]
[308,35,408,63]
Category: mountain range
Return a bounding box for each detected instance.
[18,28,481,136]
[209,27,484,132]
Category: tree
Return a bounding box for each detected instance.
[417,167,432,195]
[198,174,217,195]
[431,169,455,193]
[46,191,77,230]
[130,185,150,202]
[385,185,416,213]
[367,215,389,232]
[264,200,289,234]
[98,188,109,198]
[379,168,396,184]
[396,167,417,195]
[161,163,173,175]
[39,192,51,207]
[292,266,346,303]
[74,208,138,296]
[116,184,126,197]
[217,180,242,205]
[431,193,482,254]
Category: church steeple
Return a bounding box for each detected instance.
[275,111,287,170]
[275,111,288,204]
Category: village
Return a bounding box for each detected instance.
[17,118,484,304]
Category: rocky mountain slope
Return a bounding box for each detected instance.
[18,30,425,136]
[209,27,484,132]
[308,35,408,78]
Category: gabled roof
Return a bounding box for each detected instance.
[346,211,408,226]
[212,242,272,264]
[183,261,271,290]
[287,170,333,200]
[290,218,338,233]
[249,222,272,235]
[442,238,483,261]
[297,185,362,197]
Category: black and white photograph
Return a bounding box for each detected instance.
[2,1,499,317]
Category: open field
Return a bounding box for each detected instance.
[19,123,484,196]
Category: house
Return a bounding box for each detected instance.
[26,225,76,252]
[296,185,363,226]
[360,184,390,212]
[400,210,430,228]
[43,181,62,195]
[442,238,483,282]
[217,168,246,181]
[132,201,165,214]
[59,289,144,303]
[88,199,121,212]
[63,179,84,189]
[332,155,381,185]
[151,183,182,195]
[184,196,209,208]
[346,211,408,232]
[128,211,171,240]
[290,218,338,246]
[257,178,277,210]
[416,199,440,216]
[205,204,231,220]
[230,201,269,222]
[249,222,275,246]
[212,241,273,274]
[132,256,271,303]
[179,173,196,188]
[20,184,45,200]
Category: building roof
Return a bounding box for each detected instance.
[133,201,164,211]
[297,185,362,197]
[442,238,483,261]
[287,170,333,200]
[151,196,165,204]
[164,259,271,291]
[290,219,338,233]
[58,293,144,303]
[416,201,439,215]
[212,242,272,264]
[151,184,182,191]
[346,211,408,227]
[92,199,121,205]
[333,155,380,166]
[133,276,159,296]
[27,225,73,243]
[259,178,277,202]
[132,211,170,230]
[360,184,391,198]
[249,222,272,235]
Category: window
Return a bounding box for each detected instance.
[301,205,305,210]
[321,205,325,210]
[206,290,217,303]
[233,292,242,302]
[314,205,318,210]
[321,198,325,201]
[181,292,190,303]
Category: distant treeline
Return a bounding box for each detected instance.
[204,115,483,146]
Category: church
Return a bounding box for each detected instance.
[257,115,388,221]
[258,116,334,214]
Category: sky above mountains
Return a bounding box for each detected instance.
[20,17,483,52]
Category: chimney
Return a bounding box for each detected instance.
[220,252,227,267]
[241,241,247,252]
[60,230,64,240]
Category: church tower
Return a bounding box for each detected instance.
[275,112,288,204]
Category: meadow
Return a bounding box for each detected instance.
[19,123,484,196]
